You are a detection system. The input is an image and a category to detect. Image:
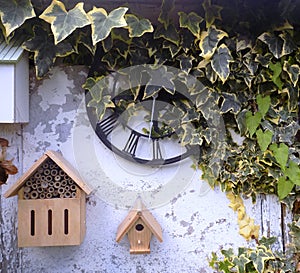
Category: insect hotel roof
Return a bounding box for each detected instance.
[4,150,92,198]
[116,198,163,243]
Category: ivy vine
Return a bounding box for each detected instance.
[1,0,300,270]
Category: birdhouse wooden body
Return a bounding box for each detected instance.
[0,38,29,123]
[5,150,92,247]
[116,199,163,254]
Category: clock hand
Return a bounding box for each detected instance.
[149,94,158,140]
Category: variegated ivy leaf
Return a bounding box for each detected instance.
[199,25,228,59]
[177,54,194,74]
[181,124,203,146]
[163,41,181,58]
[125,14,153,38]
[154,24,179,46]
[211,44,232,83]
[0,0,35,37]
[158,0,175,29]
[270,143,289,171]
[88,7,128,45]
[40,1,90,45]
[102,50,121,69]
[88,95,115,120]
[278,176,294,199]
[258,31,297,59]
[202,0,222,28]
[232,255,251,273]
[245,111,262,137]
[219,93,241,114]
[283,61,300,87]
[23,25,74,78]
[83,76,108,102]
[178,11,203,37]
[256,129,273,152]
[249,246,275,273]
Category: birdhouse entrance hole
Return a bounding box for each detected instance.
[135,224,144,231]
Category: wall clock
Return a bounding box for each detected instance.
[85,65,201,168]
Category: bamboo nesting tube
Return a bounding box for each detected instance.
[46,175,52,182]
[64,191,71,198]
[59,170,65,176]
[23,186,31,193]
[51,169,58,176]
[39,193,46,199]
[24,193,30,200]
[41,181,48,189]
[42,163,49,169]
[58,187,65,195]
[37,186,43,193]
[61,180,67,187]
[46,192,53,199]
[70,184,77,192]
[71,192,77,198]
[44,169,50,176]
[49,163,56,169]
[34,173,41,179]
[31,183,37,190]
[54,175,61,182]
[54,181,61,189]
[30,191,38,199]
[48,186,54,193]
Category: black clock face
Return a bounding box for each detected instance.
[86,86,200,166]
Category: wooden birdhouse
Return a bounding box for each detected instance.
[0,37,29,123]
[4,150,92,247]
[116,198,163,254]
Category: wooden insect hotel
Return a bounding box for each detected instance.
[4,150,92,247]
[116,198,163,254]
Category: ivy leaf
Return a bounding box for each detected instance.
[278,176,294,199]
[178,11,203,37]
[158,0,175,28]
[270,143,289,170]
[211,44,232,83]
[269,62,283,90]
[245,111,262,137]
[125,14,153,38]
[0,0,36,37]
[232,254,251,273]
[88,7,128,45]
[87,95,115,120]
[217,258,234,273]
[177,53,194,74]
[181,124,203,146]
[256,94,270,118]
[202,0,223,28]
[284,161,300,186]
[220,93,241,114]
[40,1,90,44]
[249,246,275,273]
[283,61,300,87]
[23,25,74,78]
[256,129,273,152]
[154,24,179,46]
[258,31,296,59]
[199,25,228,59]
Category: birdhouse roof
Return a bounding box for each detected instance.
[116,198,163,243]
[0,37,25,63]
[4,150,92,198]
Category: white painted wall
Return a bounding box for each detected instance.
[1,66,288,273]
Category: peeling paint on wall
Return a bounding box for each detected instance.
[0,66,290,273]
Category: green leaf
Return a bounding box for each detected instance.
[0,0,35,37]
[256,129,273,152]
[177,53,194,74]
[88,7,128,45]
[270,143,289,170]
[245,111,262,137]
[232,254,251,273]
[125,14,153,38]
[211,44,232,83]
[283,61,300,87]
[217,258,234,273]
[199,25,228,59]
[202,0,223,27]
[40,1,90,44]
[278,176,294,199]
[269,62,283,90]
[284,161,300,186]
[178,11,203,37]
[23,25,74,78]
[256,94,270,117]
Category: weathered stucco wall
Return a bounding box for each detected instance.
[0,66,290,272]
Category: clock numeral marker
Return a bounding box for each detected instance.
[97,114,118,136]
[123,131,140,156]
[152,139,163,160]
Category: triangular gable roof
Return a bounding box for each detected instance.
[116,198,163,243]
[4,150,92,198]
